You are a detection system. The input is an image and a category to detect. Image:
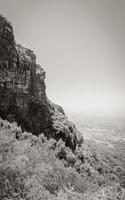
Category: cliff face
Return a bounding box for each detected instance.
[0,15,51,137]
[0,15,83,150]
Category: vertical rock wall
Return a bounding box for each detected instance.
[0,14,83,150]
[0,15,51,136]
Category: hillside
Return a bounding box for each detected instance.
[0,118,125,200]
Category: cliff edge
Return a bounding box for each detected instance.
[0,15,83,150]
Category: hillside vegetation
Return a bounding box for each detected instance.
[0,117,125,200]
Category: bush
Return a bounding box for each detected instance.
[89,183,125,200]
[0,117,124,200]
[47,138,57,150]
[66,152,76,165]
[75,148,84,162]
[55,139,67,159]
[0,166,27,199]
[38,133,47,143]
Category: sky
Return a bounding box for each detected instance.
[0,0,125,117]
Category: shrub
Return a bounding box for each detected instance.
[66,152,76,165]
[75,148,84,162]
[0,117,124,200]
[114,166,123,175]
[0,166,27,199]
[89,183,125,200]
[47,138,57,150]
[38,133,47,143]
[19,131,32,140]
[55,139,67,159]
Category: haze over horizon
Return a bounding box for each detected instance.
[0,0,125,117]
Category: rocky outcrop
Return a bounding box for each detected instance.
[48,101,83,150]
[0,14,83,150]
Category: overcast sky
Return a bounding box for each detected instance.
[0,0,125,117]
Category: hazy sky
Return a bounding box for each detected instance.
[0,0,125,116]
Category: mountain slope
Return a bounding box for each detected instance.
[0,117,125,200]
[0,14,82,150]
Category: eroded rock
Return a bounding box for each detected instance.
[0,14,83,150]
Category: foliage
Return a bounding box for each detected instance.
[0,117,125,200]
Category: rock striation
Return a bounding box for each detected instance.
[0,14,83,150]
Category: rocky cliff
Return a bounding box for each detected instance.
[0,14,83,150]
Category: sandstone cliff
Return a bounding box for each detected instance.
[0,14,83,150]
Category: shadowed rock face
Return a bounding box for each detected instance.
[0,15,51,136]
[0,14,83,150]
